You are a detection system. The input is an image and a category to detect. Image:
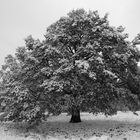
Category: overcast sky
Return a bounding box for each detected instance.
[0,0,140,66]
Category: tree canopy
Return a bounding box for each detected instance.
[0,9,140,124]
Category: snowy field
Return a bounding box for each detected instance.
[0,111,140,140]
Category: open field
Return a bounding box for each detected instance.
[0,111,140,140]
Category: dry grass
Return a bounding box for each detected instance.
[0,112,140,140]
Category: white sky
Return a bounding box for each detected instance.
[0,0,140,66]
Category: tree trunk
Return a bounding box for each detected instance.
[69,106,81,123]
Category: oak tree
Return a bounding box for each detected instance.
[0,9,140,124]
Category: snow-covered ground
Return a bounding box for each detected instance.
[0,111,140,140]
